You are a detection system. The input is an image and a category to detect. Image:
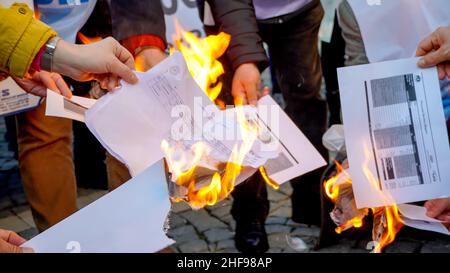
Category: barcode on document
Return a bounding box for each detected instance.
[370,74,416,107]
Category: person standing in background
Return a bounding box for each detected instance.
[15,0,167,232]
[198,0,327,253]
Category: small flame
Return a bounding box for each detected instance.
[324,162,349,202]
[362,146,403,253]
[34,10,41,20]
[324,146,404,252]
[77,33,102,45]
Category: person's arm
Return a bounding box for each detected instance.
[1,3,139,96]
[110,0,167,72]
[0,3,57,78]
[205,0,268,72]
[204,0,269,105]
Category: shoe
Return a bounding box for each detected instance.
[234,221,269,253]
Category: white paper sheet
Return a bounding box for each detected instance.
[347,0,450,63]
[22,160,174,253]
[45,90,97,122]
[86,52,326,183]
[0,77,42,117]
[338,58,450,208]
[399,204,450,236]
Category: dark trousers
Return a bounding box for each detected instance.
[231,2,328,226]
[321,13,346,126]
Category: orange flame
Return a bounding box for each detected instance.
[77,33,102,45]
[173,22,230,102]
[361,146,403,253]
[324,146,404,252]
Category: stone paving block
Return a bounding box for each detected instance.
[278,183,293,196]
[210,204,231,219]
[266,217,287,225]
[167,225,199,244]
[178,240,209,253]
[286,219,306,227]
[268,233,289,249]
[0,215,30,232]
[266,224,292,234]
[181,209,227,232]
[0,208,12,218]
[76,195,95,209]
[168,213,188,229]
[267,248,283,253]
[267,188,288,203]
[11,205,30,214]
[216,239,235,250]
[206,198,233,210]
[16,209,36,228]
[270,205,291,218]
[420,240,450,253]
[384,240,422,253]
[0,198,12,211]
[291,226,320,238]
[172,202,192,214]
[204,228,233,243]
[18,227,39,240]
[215,248,239,253]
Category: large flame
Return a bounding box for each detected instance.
[173,22,230,102]
[324,146,403,253]
[163,24,277,209]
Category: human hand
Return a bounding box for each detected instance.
[13,71,72,98]
[0,229,33,253]
[135,47,167,72]
[425,198,450,229]
[52,37,138,91]
[232,63,269,106]
[417,27,450,80]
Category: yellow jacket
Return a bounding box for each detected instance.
[0,3,57,77]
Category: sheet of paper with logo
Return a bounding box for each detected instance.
[22,160,174,253]
[0,77,42,117]
[338,58,450,209]
[85,52,326,183]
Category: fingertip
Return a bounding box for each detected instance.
[22,247,34,253]
[418,58,426,67]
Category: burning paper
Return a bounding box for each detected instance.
[85,52,325,209]
[338,58,450,209]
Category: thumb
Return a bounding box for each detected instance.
[109,58,138,85]
[418,48,449,68]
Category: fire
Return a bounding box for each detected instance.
[163,24,278,209]
[324,146,404,253]
[173,22,230,102]
[77,33,102,45]
[362,146,403,253]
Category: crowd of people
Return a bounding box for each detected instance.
[0,0,449,253]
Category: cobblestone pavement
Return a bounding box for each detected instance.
[0,117,449,253]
